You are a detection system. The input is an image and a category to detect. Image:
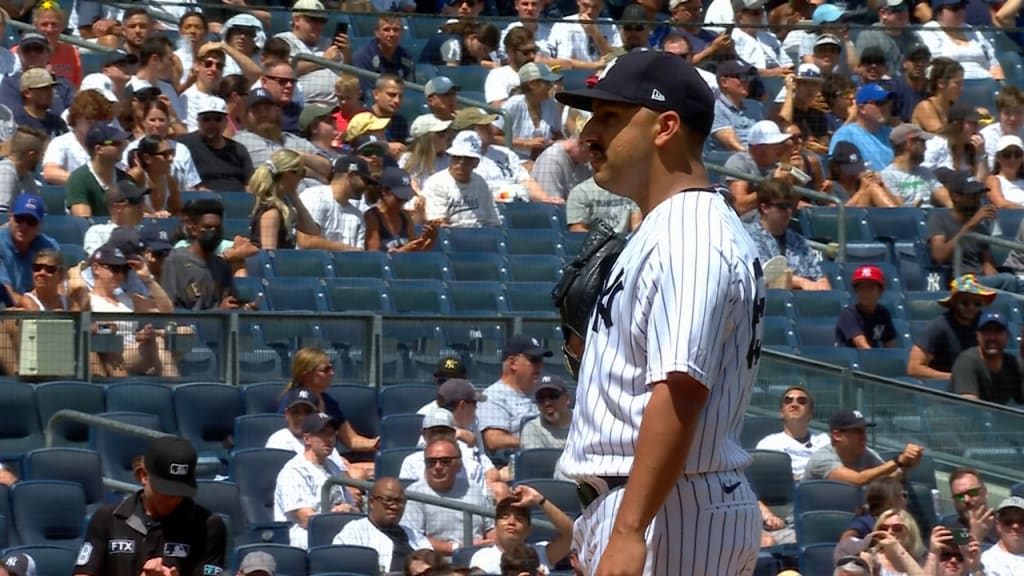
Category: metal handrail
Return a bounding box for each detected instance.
[706,161,847,263]
[322,474,556,546]
[5,19,116,54]
[45,409,172,448]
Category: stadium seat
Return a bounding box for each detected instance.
[856,349,909,378]
[42,215,90,245]
[562,231,587,259]
[440,65,489,92]
[2,545,76,576]
[308,545,380,575]
[90,411,162,486]
[0,382,43,462]
[799,346,858,369]
[796,510,855,547]
[376,447,421,479]
[506,255,564,283]
[867,207,925,243]
[451,544,490,568]
[879,451,936,490]
[409,16,445,39]
[799,207,872,243]
[505,282,558,317]
[105,381,177,434]
[332,251,391,279]
[448,281,508,315]
[753,552,781,576]
[59,243,88,267]
[500,203,564,230]
[799,543,838,575]
[38,184,66,215]
[505,228,564,256]
[746,450,793,509]
[794,318,838,348]
[906,291,945,322]
[379,413,425,450]
[325,278,393,313]
[794,480,861,515]
[905,481,939,535]
[11,480,86,548]
[308,512,366,548]
[34,381,105,448]
[740,419,782,450]
[442,227,506,253]
[234,544,307,576]
[762,316,797,348]
[230,448,296,536]
[22,448,104,508]
[514,448,563,481]
[244,382,286,414]
[254,314,326,352]
[0,483,10,549]
[270,250,332,278]
[765,289,792,317]
[896,242,947,292]
[447,252,508,282]
[789,290,850,318]
[173,383,244,467]
[325,385,380,440]
[959,78,999,114]
[379,384,438,417]
[264,278,328,312]
[388,279,451,315]
[233,414,285,451]
[517,479,582,518]
[195,479,245,550]
[221,191,256,219]
[844,241,893,265]
[389,252,451,280]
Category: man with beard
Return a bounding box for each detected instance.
[881,123,949,207]
[520,376,572,450]
[0,32,74,118]
[829,83,894,171]
[179,97,255,192]
[233,87,330,182]
[942,468,999,548]
[297,156,374,251]
[951,312,1024,404]
[0,126,45,213]
[332,478,432,574]
[908,275,996,380]
[854,0,924,78]
[887,44,931,124]
[181,43,226,132]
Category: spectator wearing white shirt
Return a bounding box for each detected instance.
[181,44,226,132]
[919,0,1001,81]
[498,0,556,63]
[400,114,453,194]
[520,376,572,451]
[0,126,44,215]
[922,102,989,182]
[399,407,502,498]
[273,412,359,549]
[485,27,537,107]
[986,136,1024,209]
[547,0,623,70]
[275,0,351,107]
[753,386,831,480]
[332,478,432,574]
[81,181,147,256]
[980,497,1024,575]
[298,155,373,251]
[127,36,188,135]
[422,131,501,228]
[425,76,459,122]
[220,14,265,83]
[265,388,347,470]
[980,86,1024,171]
[469,486,576,574]
[730,0,793,78]
[497,63,565,163]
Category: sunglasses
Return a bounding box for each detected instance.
[783,395,809,405]
[957,299,985,310]
[518,47,539,55]
[676,52,691,60]
[878,523,907,535]
[359,148,386,158]
[623,24,646,32]
[201,59,224,70]
[940,550,964,562]
[424,456,460,467]
[13,215,39,226]
[32,263,57,274]
[265,75,296,86]
[199,114,225,123]
[1000,149,1023,159]
[953,487,983,501]
[373,495,406,507]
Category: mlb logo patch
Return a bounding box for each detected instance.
[165,543,190,558]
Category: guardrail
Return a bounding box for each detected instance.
[321,473,556,546]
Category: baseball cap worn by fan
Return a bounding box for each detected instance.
[997,496,1024,513]
[452,107,499,131]
[198,96,228,117]
[423,408,457,431]
[934,167,988,197]
[302,412,341,434]
[283,388,319,411]
[12,194,45,222]
[815,33,842,49]
[435,356,467,379]
[748,120,792,147]
[20,68,56,91]
[107,180,150,205]
[331,155,376,183]
[812,3,845,25]
[1,551,37,576]
[80,73,120,104]
[998,134,1024,153]
[346,112,391,142]
[948,102,981,124]
[889,123,933,146]
[103,49,138,68]
[829,409,876,430]
[852,265,885,290]
[92,244,127,266]
[534,375,568,399]
[354,134,388,154]
[831,141,866,172]
[504,334,554,360]
[293,0,326,11]
[300,104,334,136]
[438,378,487,405]
[238,550,277,576]
[86,123,129,149]
[425,76,459,97]
[855,83,892,106]
[796,63,823,82]
[446,130,483,159]
[144,436,199,498]
[978,311,1008,331]
[247,87,275,107]
[378,166,416,200]
[140,222,174,253]
[409,114,452,140]
[107,226,147,260]
[519,62,561,84]
[716,59,755,79]
[18,31,49,51]
[555,50,716,138]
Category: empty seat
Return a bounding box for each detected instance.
[231,448,297,527]
[844,241,893,265]
[379,413,424,450]
[379,384,439,417]
[173,383,244,465]
[514,448,562,481]
[505,282,558,317]
[388,279,450,315]
[270,250,332,278]
[308,544,380,575]
[789,290,849,318]
[332,251,391,279]
[194,480,245,549]
[264,277,328,312]
[389,252,450,280]
[221,191,256,219]
[42,215,90,245]
[446,252,507,282]
[91,412,162,485]
[442,227,506,253]
[905,291,945,322]
[234,414,285,451]
[438,64,488,92]
[0,382,43,462]
[105,381,177,434]
[34,381,105,448]
[0,484,11,549]
[22,448,104,507]
[799,207,872,243]
[856,349,909,378]
[505,229,563,256]
[762,316,796,348]
[500,203,563,230]
[244,382,286,414]
[797,510,856,547]
[506,255,564,283]
[376,447,421,479]
[325,278,392,313]
[867,207,925,242]
[794,318,839,347]
[799,543,838,575]
[516,479,581,518]
[799,346,859,369]
[794,480,861,515]
[325,385,380,440]
[746,450,793,508]
[448,281,508,316]
[11,480,86,547]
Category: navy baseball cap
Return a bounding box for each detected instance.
[378,166,415,200]
[556,50,715,137]
[283,388,319,411]
[503,335,553,360]
[829,409,876,431]
[140,222,174,252]
[85,123,129,149]
[107,226,146,259]
[302,412,340,434]
[12,193,45,221]
[248,87,275,106]
[103,50,138,68]
[330,155,376,183]
[979,311,1008,331]
[2,551,37,576]
[855,83,891,105]
[18,32,49,51]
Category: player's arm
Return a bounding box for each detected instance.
[196,513,228,576]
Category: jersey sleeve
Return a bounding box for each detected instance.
[74,507,110,575]
[195,512,227,576]
[644,230,735,389]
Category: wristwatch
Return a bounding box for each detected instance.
[891,456,903,469]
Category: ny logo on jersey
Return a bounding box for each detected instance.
[592,269,625,332]
[746,259,766,370]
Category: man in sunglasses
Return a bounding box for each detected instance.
[333,477,431,574]
[139,222,173,286]
[82,182,148,257]
[829,83,894,171]
[951,311,1024,405]
[804,409,924,486]
[276,0,350,108]
[908,274,997,379]
[181,44,227,132]
[855,0,924,79]
[710,59,763,152]
[755,387,830,480]
[521,376,573,451]
[745,178,831,290]
[981,496,1024,572]
[619,5,652,51]
[942,467,999,549]
[0,194,58,306]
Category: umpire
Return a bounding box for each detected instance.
[75,437,227,576]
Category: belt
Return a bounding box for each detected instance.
[577,476,628,509]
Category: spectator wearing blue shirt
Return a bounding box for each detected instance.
[0,194,59,304]
[710,60,764,152]
[887,44,931,123]
[667,0,729,64]
[351,15,415,98]
[830,83,894,171]
[836,265,897,348]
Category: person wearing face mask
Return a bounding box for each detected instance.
[907,274,996,380]
[950,311,1024,405]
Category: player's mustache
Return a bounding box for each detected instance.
[588,143,605,155]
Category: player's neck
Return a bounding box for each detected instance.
[639,163,712,216]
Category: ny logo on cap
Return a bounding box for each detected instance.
[158,231,169,240]
[168,463,190,476]
[114,248,125,258]
[596,57,619,82]
[299,390,310,398]
[402,176,410,185]
[853,410,864,418]
[531,338,540,346]
[849,154,858,163]
[26,199,38,209]
[348,163,357,172]
[5,558,15,567]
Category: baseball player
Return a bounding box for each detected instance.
[554,50,766,575]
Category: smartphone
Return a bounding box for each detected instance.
[952,527,971,546]
[334,21,349,37]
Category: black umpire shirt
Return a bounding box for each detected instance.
[74,490,226,576]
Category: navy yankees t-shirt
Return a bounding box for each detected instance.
[835,303,896,348]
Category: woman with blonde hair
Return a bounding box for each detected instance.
[399,115,453,193]
[864,508,927,576]
[248,149,321,249]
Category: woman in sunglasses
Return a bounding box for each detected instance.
[21,249,70,312]
[125,135,182,218]
[925,526,984,576]
[985,135,1024,209]
[840,478,909,542]
[123,99,203,193]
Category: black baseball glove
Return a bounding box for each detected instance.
[551,220,627,379]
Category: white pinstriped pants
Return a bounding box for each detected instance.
[572,469,761,576]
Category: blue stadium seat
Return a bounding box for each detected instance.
[270,250,332,278]
[765,289,792,317]
[308,545,380,575]
[794,318,838,347]
[867,207,925,243]
[264,277,328,312]
[195,479,245,550]
[741,419,783,450]
[22,448,104,508]
[796,510,855,547]
[234,544,307,576]
[173,383,244,468]
[905,291,945,322]
[448,281,508,316]
[59,243,88,267]
[388,279,451,315]
[799,207,872,243]
[754,552,781,576]
[763,316,796,348]
[505,229,564,258]
[380,413,425,450]
[325,278,393,313]
[856,348,909,378]
[746,450,793,508]
[441,227,506,253]
[34,381,105,448]
[506,255,564,283]
[895,242,947,292]
[105,381,177,434]
[408,17,444,39]
[517,479,582,518]
[90,412,162,486]
[11,480,86,548]
[379,384,438,417]
[879,451,937,490]
[447,252,508,282]
[389,252,451,280]
[505,282,558,317]
[42,215,90,245]
[220,191,256,219]
[500,203,564,230]
[439,65,489,92]
[376,447,421,479]
[331,251,391,279]
[0,382,43,463]
[799,346,859,369]
[959,78,999,114]
[230,449,296,538]
[325,385,380,440]
[789,290,849,318]
[905,481,939,535]
[799,543,838,575]
[514,448,563,481]
[794,480,861,515]
[38,184,66,215]
[844,241,893,265]
[233,414,285,451]
[0,483,11,549]
[244,382,286,414]
[562,231,587,258]
[308,512,366,548]
[2,545,76,576]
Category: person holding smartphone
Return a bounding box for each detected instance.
[274,0,350,107]
[925,526,986,576]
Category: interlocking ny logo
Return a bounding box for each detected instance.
[592,269,625,332]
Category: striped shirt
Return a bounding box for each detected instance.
[478,379,538,436]
[557,190,766,479]
[332,516,433,573]
[273,453,353,549]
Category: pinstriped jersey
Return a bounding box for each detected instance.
[557,189,766,479]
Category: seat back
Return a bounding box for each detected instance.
[795,480,862,515]
[11,480,87,547]
[173,383,244,456]
[23,448,104,505]
[308,544,381,575]
[307,512,366,548]
[233,414,286,451]
[378,384,438,417]
[230,448,296,525]
[91,412,163,485]
[35,381,106,448]
[513,448,563,482]
[740,417,782,449]
[105,381,177,434]
[746,450,794,507]
[796,510,856,547]
[375,447,421,479]
[379,414,425,450]
[0,382,43,460]
[243,382,287,414]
